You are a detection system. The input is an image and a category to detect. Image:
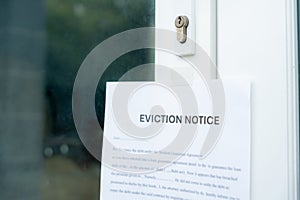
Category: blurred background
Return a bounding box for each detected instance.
[0,0,154,199]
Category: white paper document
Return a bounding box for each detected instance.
[100,80,251,200]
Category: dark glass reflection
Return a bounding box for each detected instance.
[0,0,154,199]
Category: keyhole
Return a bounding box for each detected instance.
[178,17,182,25]
[176,16,184,28]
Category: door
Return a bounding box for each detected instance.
[156,0,299,200]
[0,0,298,200]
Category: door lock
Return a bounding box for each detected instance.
[175,16,189,43]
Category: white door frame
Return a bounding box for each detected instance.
[155,0,299,199]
